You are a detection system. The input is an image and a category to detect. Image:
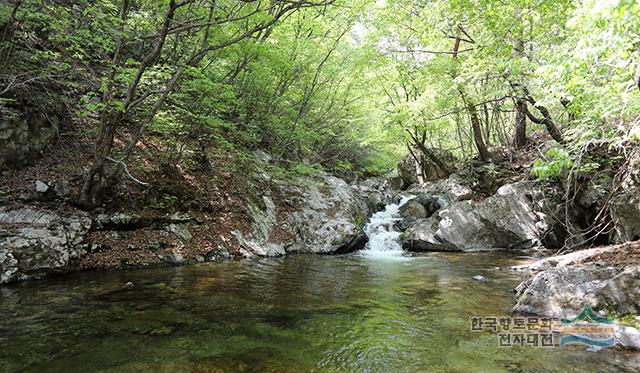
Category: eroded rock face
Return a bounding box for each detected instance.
[233,195,286,257]
[402,181,554,251]
[0,113,58,170]
[513,245,640,317]
[283,175,369,254]
[236,173,380,257]
[0,207,92,283]
[407,173,474,202]
[511,243,640,350]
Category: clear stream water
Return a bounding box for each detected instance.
[1,202,639,372]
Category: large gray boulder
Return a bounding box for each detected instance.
[396,194,449,232]
[0,207,92,283]
[386,168,403,190]
[407,173,474,202]
[397,154,422,189]
[399,199,428,220]
[512,243,640,350]
[513,243,640,316]
[235,173,374,257]
[403,181,554,251]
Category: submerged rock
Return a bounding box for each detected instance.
[122,281,135,290]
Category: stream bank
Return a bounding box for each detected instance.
[389,147,640,350]
[0,167,388,284]
[3,138,640,352]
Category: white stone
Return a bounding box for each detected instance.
[35,180,49,193]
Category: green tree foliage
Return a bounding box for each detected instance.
[1,0,639,206]
[532,147,573,179]
[365,0,639,167]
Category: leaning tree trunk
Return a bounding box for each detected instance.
[524,100,563,143]
[406,127,452,176]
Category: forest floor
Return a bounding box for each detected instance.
[0,129,280,268]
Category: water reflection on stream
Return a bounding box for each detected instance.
[1,253,639,372]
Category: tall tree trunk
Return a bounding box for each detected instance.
[510,37,530,149]
[458,89,490,162]
[78,0,131,207]
[467,102,491,162]
[406,144,425,184]
[513,98,528,149]
[450,27,488,161]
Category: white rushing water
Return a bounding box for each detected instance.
[361,195,414,260]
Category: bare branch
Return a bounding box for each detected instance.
[105,157,149,186]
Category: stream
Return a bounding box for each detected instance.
[1,200,639,372]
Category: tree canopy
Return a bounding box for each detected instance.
[1,0,639,206]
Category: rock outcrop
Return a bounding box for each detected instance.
[402,181,557,251]
[512,242,640,350]
[513,243,640,317]
[0,112,58,170]
[0,168,383,283]
[0,206,215,284]
[0,207,91,283]
[235,173,384,257]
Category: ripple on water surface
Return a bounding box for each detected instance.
[0,253,639,372]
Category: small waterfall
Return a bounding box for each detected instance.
[361,196,413,259]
